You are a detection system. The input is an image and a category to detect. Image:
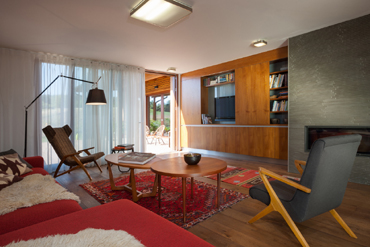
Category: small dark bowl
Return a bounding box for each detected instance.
[184,153,201,165]
[271,118,280,124]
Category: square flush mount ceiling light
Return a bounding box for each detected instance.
[130,0,192,28]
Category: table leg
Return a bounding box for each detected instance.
[130,169,139,202]
[182,177,186,222]
[217,173,221,208]
[191,177,194,199]
[107,162,117,189]
[158,175,161,210]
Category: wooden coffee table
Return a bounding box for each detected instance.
[150,157,227,222]
[105,153,161,202]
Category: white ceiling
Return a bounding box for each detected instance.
[1,0,370,74]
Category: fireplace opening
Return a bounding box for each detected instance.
[304,126,370,157]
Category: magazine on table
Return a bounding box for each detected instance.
[118,152,156,165]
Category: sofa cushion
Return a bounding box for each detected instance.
[0,172,23,191]
[0,149,32,168]
[0,200,212,247]
[22,167,50,177]
[0,199,83,235]
[0,153,32,176]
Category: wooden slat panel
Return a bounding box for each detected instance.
[235,62,269,125]
[181,47,288,80]
[145,76,170,96]
[180,77,201,125]
[182,126,288,160]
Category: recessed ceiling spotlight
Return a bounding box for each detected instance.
[253,40,267,47]
[167,67,176,72]
[130,0,192,28]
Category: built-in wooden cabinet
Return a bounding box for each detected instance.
[180,47,289,160]
[235,62,270,125]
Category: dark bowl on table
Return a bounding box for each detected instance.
[184,153,201,165]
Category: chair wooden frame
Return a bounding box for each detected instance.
[54,147,103,181]
[248,161,357,247]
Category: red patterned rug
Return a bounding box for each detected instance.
[207,167,299,188]
[80,171,247,229]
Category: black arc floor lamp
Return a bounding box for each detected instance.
[24,75,107,157]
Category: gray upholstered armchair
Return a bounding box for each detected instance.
[249,134,362,247]
[42,125,104,180]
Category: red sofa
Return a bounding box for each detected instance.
[0,157,212,247]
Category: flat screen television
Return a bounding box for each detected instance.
[304,126,370,156]
[214,96,235,121]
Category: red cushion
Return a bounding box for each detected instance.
[21,167,50,177]
[23,156,44,168]
[0,200,82,235]
[0,200,212,247]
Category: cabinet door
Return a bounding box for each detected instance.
[180,77,201,125]
[235,62,269,125]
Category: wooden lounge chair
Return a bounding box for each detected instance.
[42,125,104,181]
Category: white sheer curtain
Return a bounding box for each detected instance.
[0,48,38,156]
[0,47,145,170]
[37,56,145,169]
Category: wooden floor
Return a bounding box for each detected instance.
[55,152,370,247]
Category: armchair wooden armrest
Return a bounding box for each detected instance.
[259,167,311,193]
[61,151,82,160]
[78,147,94,155]
[294,160,307,175]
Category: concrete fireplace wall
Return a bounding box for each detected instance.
[288,14,370,184]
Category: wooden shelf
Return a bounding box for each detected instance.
[270,86,288,91]
[204,81,235,88]
[270,96,288,101]
[270,70,288,75]
[270,111,288,114]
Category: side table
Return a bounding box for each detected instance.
[110,144,134,173]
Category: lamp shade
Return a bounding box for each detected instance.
[86,88,107,105]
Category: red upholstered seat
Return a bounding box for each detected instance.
[0,200,82,235]
[0,199,212,247]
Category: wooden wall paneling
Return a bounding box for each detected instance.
[235,66,250,125]
[225,127,236,154]
[274,127,288,160]
[145,76,171,96]
[201,82,209,115]
[181,47,288,81]
[215,127,226,152]
[235,63,270,125]
[180,77,201,125]
[264,127,276,158]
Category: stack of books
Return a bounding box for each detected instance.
[204,72,235,86]
[269,73,288,88]
[118,152,156,165]
[272,100,288,112]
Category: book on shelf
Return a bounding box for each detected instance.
[269,73,288,89]
[118,152,156,165]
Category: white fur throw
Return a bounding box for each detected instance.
[0,174,80,215]
[5,228,145,247]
